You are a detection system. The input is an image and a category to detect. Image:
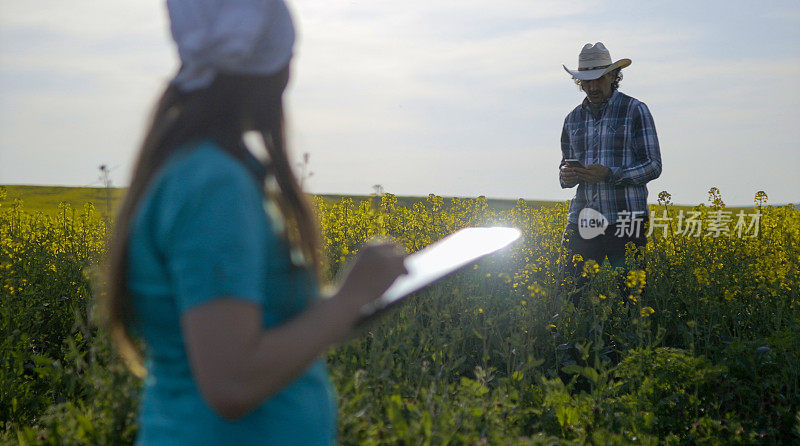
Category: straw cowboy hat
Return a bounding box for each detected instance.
[563,42,631,81]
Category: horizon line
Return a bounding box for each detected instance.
[1,183,796,208]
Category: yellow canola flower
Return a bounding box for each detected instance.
[581,260,601,277]
[694,267,710,286]
[626,269,647,289]
[640,306,655,317]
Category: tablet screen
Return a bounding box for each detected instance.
[359,227,521,320]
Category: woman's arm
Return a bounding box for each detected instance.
[182,242,406,420]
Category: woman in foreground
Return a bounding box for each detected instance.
[102,1,406,444]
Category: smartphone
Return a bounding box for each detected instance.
[564,159,585,169]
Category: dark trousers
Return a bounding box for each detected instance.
[561,221,647,269]
[561,221,648,301]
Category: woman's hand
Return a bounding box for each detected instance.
[332,240,408,312]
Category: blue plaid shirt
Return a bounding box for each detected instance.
[560,90,662,225]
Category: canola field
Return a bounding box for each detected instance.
[1,185,798,444]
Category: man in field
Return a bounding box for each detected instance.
[558,42,662,283]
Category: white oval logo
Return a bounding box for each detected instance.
[578,208,608,239]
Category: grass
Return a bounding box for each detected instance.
[0,186,126,219]
[0,185,758,219]
[0,185,558,217]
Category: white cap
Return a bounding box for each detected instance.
[167,0,295,92]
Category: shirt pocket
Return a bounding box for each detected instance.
[611,125,627,149]
[610,124,627,166]
[569,127,586,158]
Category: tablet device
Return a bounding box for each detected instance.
[358,226,521,324]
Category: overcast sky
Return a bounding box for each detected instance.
[1,0,799,205]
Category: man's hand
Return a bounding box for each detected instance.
[559,165,579,187]
[573,164,610,184]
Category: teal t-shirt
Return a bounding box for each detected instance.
[127,140,336,445]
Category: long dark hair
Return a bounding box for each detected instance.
[101,66,321,376]
[573,68,623,92]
